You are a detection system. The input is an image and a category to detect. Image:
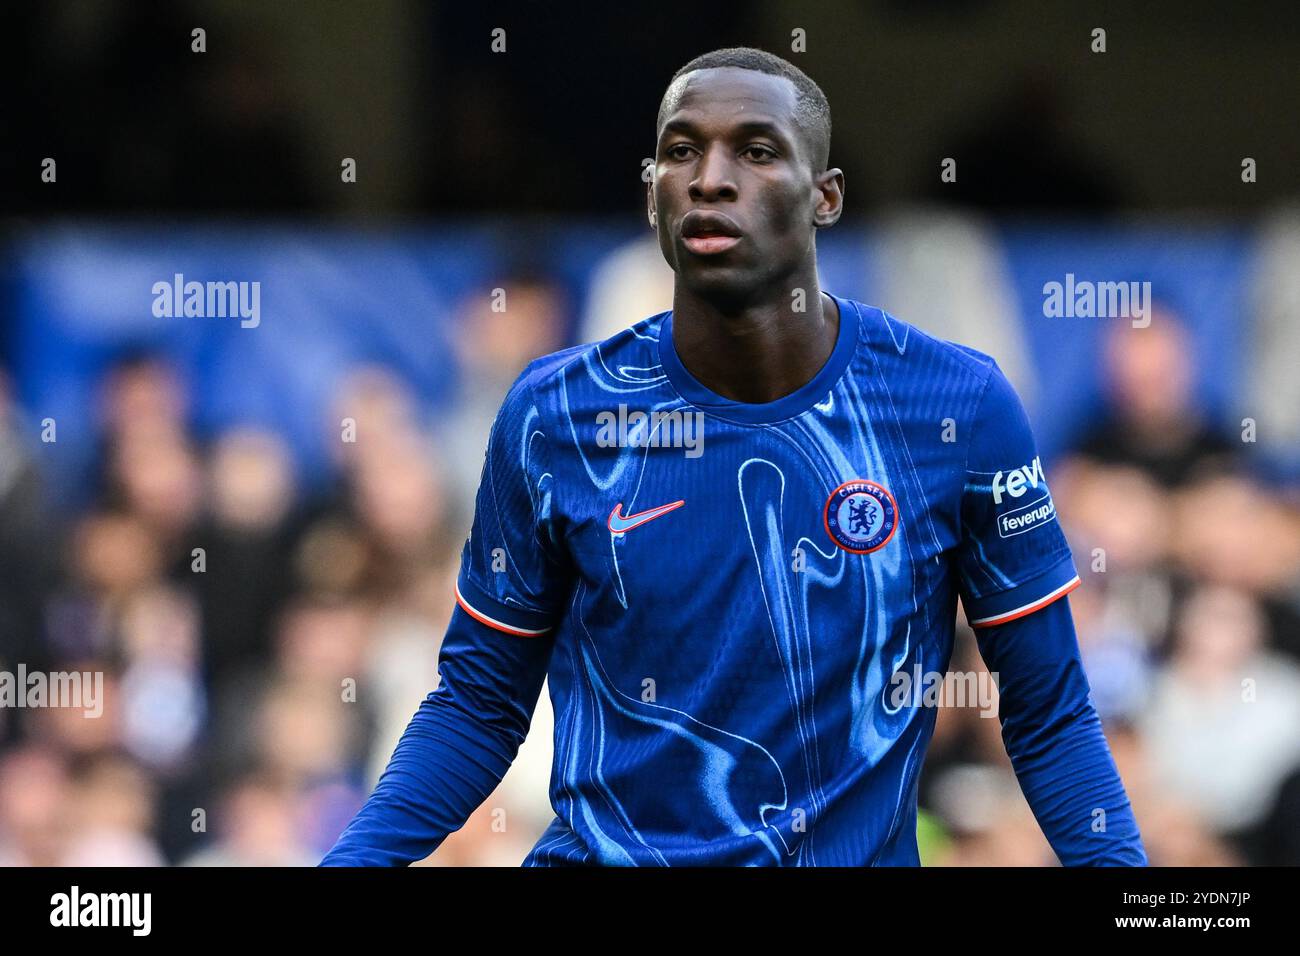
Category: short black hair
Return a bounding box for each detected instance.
[657,47,832,172]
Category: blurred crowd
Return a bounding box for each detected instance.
[0,278,568,867]
[0,279,1297,867]
[922,307,1300,866]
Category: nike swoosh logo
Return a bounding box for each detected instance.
[607,500,685,534]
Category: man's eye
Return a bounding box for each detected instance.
[666,144,695,160]
[743,145,776,161]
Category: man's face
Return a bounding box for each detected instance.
[649,67,842,304]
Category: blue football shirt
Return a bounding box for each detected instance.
[453,292,1082,866]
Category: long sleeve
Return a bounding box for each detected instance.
[948,356,1144,863]
[319,604,555,866]
[972,595,1147,866]
[321,359,572,866]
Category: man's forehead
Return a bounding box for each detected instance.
[663,67,800,125]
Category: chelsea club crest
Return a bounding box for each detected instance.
[824,479,899,554]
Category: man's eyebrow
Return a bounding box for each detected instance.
[730,119,789,141]
[659,118,700,140]
[659,116,794,144]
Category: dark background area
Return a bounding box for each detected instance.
[2,0,1297,219]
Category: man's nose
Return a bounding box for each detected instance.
[688,145,738,202]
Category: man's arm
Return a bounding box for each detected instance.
[320,604,554,866]
[322,359,568,866]
[972,595,1147,866]
[952,356,1144,864]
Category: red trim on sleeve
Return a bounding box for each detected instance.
[454,584,552,637]
[969,575,1081,628]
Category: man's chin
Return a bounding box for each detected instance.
[676,265,758,305]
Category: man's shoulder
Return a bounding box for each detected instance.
[503,310,671,411]
[846,297,1002,397]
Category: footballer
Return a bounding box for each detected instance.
[322,47,1146,866]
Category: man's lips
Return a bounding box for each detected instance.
[683,235,741,254]
[679,210,743,256]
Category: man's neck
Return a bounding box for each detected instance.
[670,281,840,405]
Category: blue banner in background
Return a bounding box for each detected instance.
[996,222,1254,461]
[3,220,1268,505]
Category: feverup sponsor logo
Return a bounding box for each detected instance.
[990,455,1046,505]
[998,494,1057,538]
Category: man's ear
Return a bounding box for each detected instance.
[646,177,658,230]
[813,167,845,229]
